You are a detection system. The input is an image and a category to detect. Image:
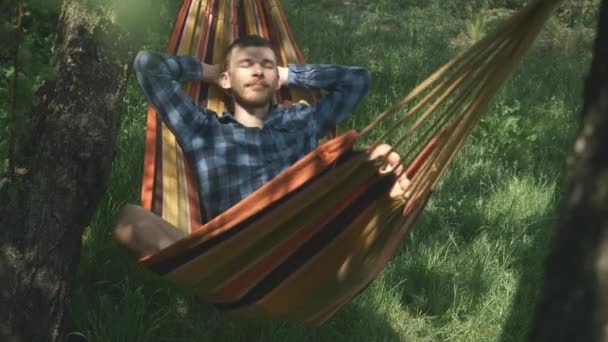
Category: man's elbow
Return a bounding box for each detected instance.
[356,67,371,96]
[133,51,156,74]
[362,68,371,92]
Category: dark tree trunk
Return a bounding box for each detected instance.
[0,0,129,341]
[528,0,608,341]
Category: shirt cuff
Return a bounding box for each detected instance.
[286,64,310,87]
[175,55,203,82]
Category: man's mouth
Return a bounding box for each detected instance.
[246,81,268,89]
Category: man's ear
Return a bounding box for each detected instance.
[219,71,231,90]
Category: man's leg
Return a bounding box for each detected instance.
[113,204,187,259]
[368,144,411,197]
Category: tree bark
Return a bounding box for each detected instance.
[0,0,129,341]
[528,0,608,341]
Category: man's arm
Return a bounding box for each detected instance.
[133,51,220,151]
[282,64,370,137]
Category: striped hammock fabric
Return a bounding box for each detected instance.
[137,0,562,325]
[140,0,320,233]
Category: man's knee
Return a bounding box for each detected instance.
[113,204,186,255]
[113,204,144,244]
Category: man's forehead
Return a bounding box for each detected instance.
[231,46,276,62]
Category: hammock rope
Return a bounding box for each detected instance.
[361,0,563,208]
[134,0,563,324]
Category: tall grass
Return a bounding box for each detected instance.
[70,1,598,341]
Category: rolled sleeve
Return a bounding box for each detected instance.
[284,63,370,137]
[133,51,212,152]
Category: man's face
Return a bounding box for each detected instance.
[220,46,279,108]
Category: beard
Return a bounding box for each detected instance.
[231,85,275,109]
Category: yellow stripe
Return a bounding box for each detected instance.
[243,0,258,36]
[253,0,265,37]
[176,147,190,232]
[207,0,233,113]
[162,0,203,228]
[179,0,210,233]
[160,131,178,226]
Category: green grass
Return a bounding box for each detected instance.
[69,1,598,341]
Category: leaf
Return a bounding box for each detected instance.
[4,67,14,80]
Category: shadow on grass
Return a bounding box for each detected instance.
[399,258,490,318]
[382,34,585,332]
[69,238,405,342]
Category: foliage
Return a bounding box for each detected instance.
[556,0,602,27]
[0,0,181,176]
[446,0,601,28]
[0,0,60,175]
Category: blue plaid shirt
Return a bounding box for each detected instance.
[134,51,370,220]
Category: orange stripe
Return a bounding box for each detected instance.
[242,0,255,36]
[304,295,351,326]
[255,0,270,39]
[141,108,159,210]
[230,0,239,40]
[176,145,191,232]
[204,176,376,302]
[183,158,202,231]
[196,0,215,59]
[168,0,194,53]
[405,130,446,179]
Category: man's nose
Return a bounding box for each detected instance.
[251,64,263,76]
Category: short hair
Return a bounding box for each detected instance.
[223,35,275,70]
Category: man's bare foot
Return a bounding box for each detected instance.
[368,144,411,198]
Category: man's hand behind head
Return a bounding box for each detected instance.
[201,62,222,87]
[278,66,289,89]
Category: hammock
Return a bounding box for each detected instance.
[135,0,562,325]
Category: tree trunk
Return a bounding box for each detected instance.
[0,0,129,341]
[528,0,608,341]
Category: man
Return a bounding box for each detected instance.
[114,35,409,258]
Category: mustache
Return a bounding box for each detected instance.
[245,80,270,87]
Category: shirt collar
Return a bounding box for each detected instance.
[219,103,283,126]
[218,112,238,124]
[263,103,283,123]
